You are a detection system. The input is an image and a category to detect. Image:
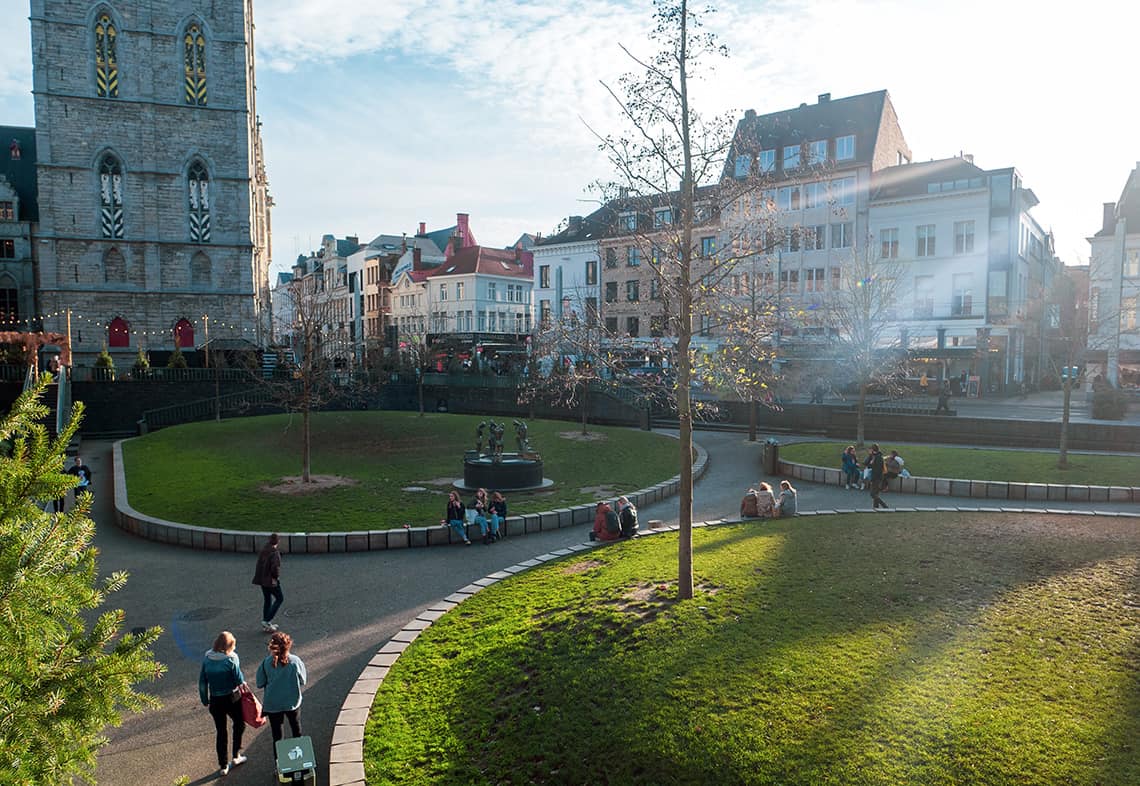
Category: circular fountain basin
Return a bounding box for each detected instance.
[457,452,552,491]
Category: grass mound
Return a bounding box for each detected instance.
[120,413,681,532]
[365,512,1140,785]
[779,441,1140,487]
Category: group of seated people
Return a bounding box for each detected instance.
[740,480,797,519]
[591,497,639,542]
[442,488,509,545]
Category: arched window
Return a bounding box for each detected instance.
[94,12,119,98]
[183,23,206,105]
[108,316,130,348]
[174,318,195,349]
[103,248,125,283]
[188,159,210,242]
[99,154,124,238]
[190,251,211,287]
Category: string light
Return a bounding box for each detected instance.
[12,309,258,342]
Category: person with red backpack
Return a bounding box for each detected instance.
[591,501,621,542]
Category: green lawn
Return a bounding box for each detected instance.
[364,513,1140,785]
[779,441,1140,487]
[119,413,681,532]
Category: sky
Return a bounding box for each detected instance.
[2,0,1138,274]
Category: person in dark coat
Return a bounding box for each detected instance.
[865,444,888,509]
[252,533,283,632]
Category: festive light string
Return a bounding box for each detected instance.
[4,309,255,339]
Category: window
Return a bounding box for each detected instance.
[831,177,856,206]
[779,269,799,292]
[108,315,129,348]
[650,278,661,300]
[456,282,465,300]
[1122,296,1138,331]
[952,273,974,316]
[487,282,498,301]
[103,247,125,283]
[701,236,716,257]
[699,315,712,337]
[0,286,18,327]
[808,139,827,165]
[831,267,841,290]
[805,267,826,292]
[626,316,639,337]
[94,13,119,98]
[782,144,801,170]
[803,182,826,209]
[539,264,550,288]
[540,300,552,325]
[954,220,975,254]
[99,153,124,238]
[734,153,751,178]
[650,245,663,265]
[1126,250,1140,277]
[439,283,447,301]
[778,186,801,211]
[174,318,194,349]
[988,270,1008,315]
[188,159,210,243]
[184,22,207,105]
[605,282,618,303]
[0,201,13,220]
[604,248,617,268]
[654,208,672,227]
[586,260,597,285]
[620,212,637,232]
[916,224,936,257]
[913,275,934,318]
[190,251,210,287]
[626,280,639,302]
[486,311,495,332]
[759,149,776,173]
[831,222,852,249]
[627,246,641,266]
[478,311,486,331]
[880,228,899,258]
[0,239,13,259]
[835,135,855,161]
[783,227,800,253]
[806,225,826,250]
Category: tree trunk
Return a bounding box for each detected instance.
[1058,377,1071,469]
[676,0,695,602]
[580,380,590,435]
[302,402,311,483]
[748,398,757,441]
[856,383,867,449]
[417,373,425,416]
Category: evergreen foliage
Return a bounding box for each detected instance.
[0,375,164,784]
[94,346,115,370]
[167,344,188,369]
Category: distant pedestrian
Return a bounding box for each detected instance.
[442,490,471,545]
[865,443,888,509]
[66,455,92,500]
[198,630,249,777]
[936,386,951,414]
[252,534,284,632]
[841,445,860,489]
[256,631,307,761]
[919,372,929,394]
[775,480,798,517]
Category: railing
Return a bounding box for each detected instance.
[138,388,281,432]
[69,365,259,383]
[22,364,35,392]
[862,394,940,414]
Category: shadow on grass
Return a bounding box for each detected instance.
[366,513,1140,785]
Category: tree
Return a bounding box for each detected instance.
[821,243,907,447]
[0,375,164,784]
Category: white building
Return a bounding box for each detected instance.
[1088,164,1140,389]
[532,212,606,326]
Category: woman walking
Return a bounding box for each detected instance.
[442,490,471,545]
[253,533,283,632]
[198,631,248,777]
[256,631,308,760]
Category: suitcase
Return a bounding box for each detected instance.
[275,735,317,785]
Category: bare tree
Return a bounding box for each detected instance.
[822,243,907,447]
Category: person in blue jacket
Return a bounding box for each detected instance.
[257,631,308,760]
[198,630,248,776]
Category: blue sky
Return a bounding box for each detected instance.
[2,0,1138,272]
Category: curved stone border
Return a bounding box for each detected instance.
[327,504,1140,785]
[778,459,1140,504]
[110,437,709,552]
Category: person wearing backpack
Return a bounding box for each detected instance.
[591,501,621,542]
[616,496,639,538]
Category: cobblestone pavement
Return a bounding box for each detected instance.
[88,428,1138,785]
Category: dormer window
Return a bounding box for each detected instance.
[782,145,801,170]
[836,134,855,161]
[619,211,636,232]
[653,208,672,228]
[808,139,827,165]
[734,154,751,178]
[759,149,775,173]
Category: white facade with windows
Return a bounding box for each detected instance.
[532,214,604,327]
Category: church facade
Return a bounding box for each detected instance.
[28,0,271,361]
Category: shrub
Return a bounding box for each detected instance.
[1091,387,1129,420]
[131,348,150,377]
[94,346,115,369]
[167,345,188,369]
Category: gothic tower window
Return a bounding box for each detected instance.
[0,276,19,328]
[103,248,125,283]
[99,154,124,238]
[108,316,130,347]
[190,251,211,287]
[174,318,195,349]
[184,23,207,105]
[188,159,210,242]
[94,12,119,98]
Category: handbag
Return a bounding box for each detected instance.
[238,683,268,728]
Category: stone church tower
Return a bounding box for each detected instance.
[29,0,272,362]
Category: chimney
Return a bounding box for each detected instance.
[418,221,426,236]
[456,212,470,242]
[745,108,756,120]
[413,246,422,268]
[1103,202,1117,233]
[817,92,831,103]
[401,233,407,253]
[568,215,583,232]
[347,235,358,247]
[451,235,462,254]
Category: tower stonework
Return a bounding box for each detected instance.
[29,0,272,361]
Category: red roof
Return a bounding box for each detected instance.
[426,245,533,279]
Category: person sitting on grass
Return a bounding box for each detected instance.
[774,480,798,517]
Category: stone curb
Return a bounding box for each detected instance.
[110,437,709,552]
[778,460,1140,504]
[328,504,1140,785]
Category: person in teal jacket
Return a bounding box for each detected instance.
[198,630,248,776]
[256,631,308,759]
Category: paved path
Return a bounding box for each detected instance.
[88,429,1139,785]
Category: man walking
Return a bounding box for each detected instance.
[865,444,888,509]
[252,533,283,632]
[65,455,93,507]
[935,385,951,414]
